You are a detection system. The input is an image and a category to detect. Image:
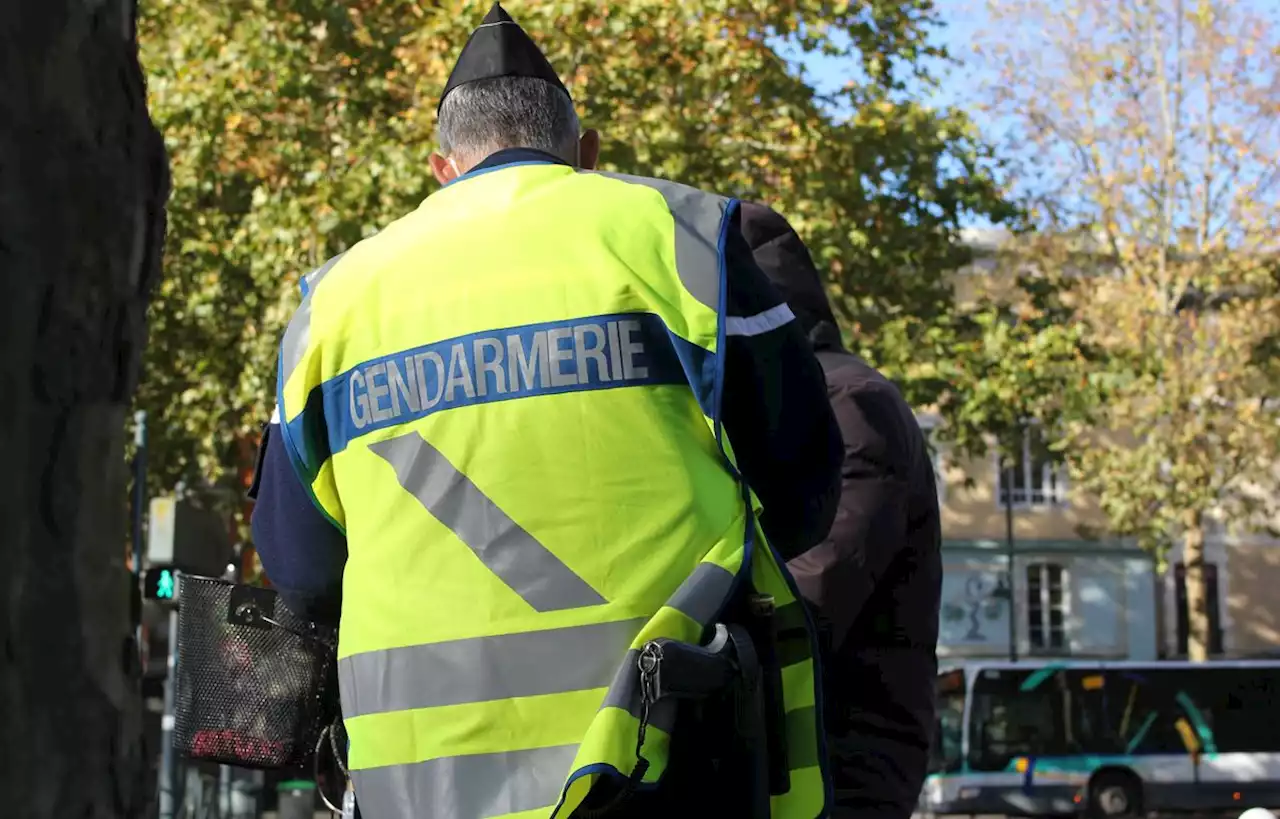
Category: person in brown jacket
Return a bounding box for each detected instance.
[740,202,943,819]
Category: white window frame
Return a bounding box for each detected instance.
[915,412,946,506]
[994,424,1069,510]
[1025,561,1071,654]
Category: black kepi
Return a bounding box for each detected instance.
[438,3,570,111]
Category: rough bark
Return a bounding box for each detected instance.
[0,1,169,816]
[1183,508,1210,662]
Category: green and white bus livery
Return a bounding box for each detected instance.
[921,660,1280,816]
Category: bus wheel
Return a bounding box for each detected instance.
[1088,771,1142,818]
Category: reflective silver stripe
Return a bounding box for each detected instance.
[352,744,577,819]
[726,303,795,337]
[279,252,346,394]
[666,562,735,626]
[303,251,345,293]
[368,431,607,612]
[339,618,646,718]
[592,172,728,312]
[337,562,736,721]
[344,562,735,817]
[278,299,311,395]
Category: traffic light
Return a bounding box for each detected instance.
[144,566,178,601]
[147,495,232,577]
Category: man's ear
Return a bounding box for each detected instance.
[429,153,458,185]
[578,129,600,171]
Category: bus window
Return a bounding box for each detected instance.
[969,669,1065,771]
[930,670,966,774]
[1106,669,1202,755]
[1065,669,1120,753]
[1209,667,1280,752]
[1159,666,1280,753]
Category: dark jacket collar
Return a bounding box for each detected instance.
[443,148,570,188]
[463,147,569,177]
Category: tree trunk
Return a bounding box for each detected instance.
[1183,508,1210,662]
[0,1,169,816]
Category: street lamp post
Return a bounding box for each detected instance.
[1004,459,1018,663]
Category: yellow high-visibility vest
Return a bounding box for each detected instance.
[276,162,830,819]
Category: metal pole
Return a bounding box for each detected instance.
[131,410,148,577]
[217,557,239,819]
[219,764,232,819]
[132,411,148,657]
[159,601,179,819]
[1004,460,1018,663]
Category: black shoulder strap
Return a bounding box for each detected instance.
[245,422,271,501]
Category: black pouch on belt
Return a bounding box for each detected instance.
[595,624,772,819]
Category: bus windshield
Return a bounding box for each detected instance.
[929,669,966,774]
[968,667,1068,771]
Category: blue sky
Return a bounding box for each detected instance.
[794,0,1277,119]
[780,3,1002,227]
[789,1,1280,230]
[788,3,992,115]
[794,0,1280,129]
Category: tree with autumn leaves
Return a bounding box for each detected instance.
[969,0,1280,660]
[135,0,1013,536]
[136,0,1279,665]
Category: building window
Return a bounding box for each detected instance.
[1027,562,1067,652]
[1174,562,1224,656]
[997,425,1068,508]
[916,415,946,504]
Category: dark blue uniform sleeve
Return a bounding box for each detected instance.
[249,422,347,626]
[719,213,844,559]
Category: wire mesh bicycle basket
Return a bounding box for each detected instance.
[173,575,339,769]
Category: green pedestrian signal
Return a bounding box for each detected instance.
[144,566,179,602]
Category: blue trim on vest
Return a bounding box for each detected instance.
[713,199,739,479]
[280,375,331,485]
[317,311,697,457]
[442,148,569,189]
[551,761,651,819]
[275,349,346,535]
[473,147,569,173]
[667,333,716,417]
[706,195,836,815]
[707,198,752,631]
[443,157,565,188]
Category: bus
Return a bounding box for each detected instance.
[920,660,1280,816]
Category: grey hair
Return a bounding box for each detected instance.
[437,76,580,166]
